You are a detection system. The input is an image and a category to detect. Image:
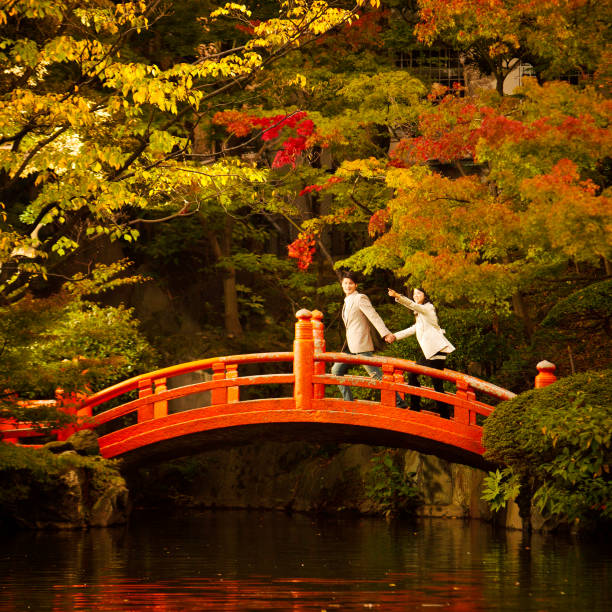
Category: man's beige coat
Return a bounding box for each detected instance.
[342,291,391,353]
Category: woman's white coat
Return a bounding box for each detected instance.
[394,295,455,359]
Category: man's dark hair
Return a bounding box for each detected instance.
[341,270,359,283]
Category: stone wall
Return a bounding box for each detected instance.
[132,441,526,529]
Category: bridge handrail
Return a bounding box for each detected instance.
[90,373,295,427]
[77,352,294,414]
[318,352,516,402]
[316,374,495,417]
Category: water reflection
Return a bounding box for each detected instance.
[0,510,609,611]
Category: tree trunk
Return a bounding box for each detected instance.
[200,214,243,337]
[512,290,534,339]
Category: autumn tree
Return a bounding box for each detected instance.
[0,0,380,338]
[415,0,612,94]
[330,79,611,341]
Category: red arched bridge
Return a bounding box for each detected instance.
[1,309,517,469]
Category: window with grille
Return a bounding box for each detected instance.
[395,48,465,89]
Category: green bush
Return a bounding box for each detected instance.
[1,295,158,403]
[482,369,612,527]
[365,450,421,518]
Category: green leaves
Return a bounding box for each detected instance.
[482,369,612,526]
[481,468,520,513]
[365,450,422,518]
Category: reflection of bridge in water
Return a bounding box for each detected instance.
[2,310,522,469]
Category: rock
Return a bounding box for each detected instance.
[43,440,75,454]
[503,500,524,530]
[90,478,130,527]
[1,447,129,530]
[67,429,100,456]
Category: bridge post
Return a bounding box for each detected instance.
[226,364,239,403]
[153,378,168,418]
[211,362,227,405]
[311,310,325,400]
[381,364,396,407]
[454,378,475,425]
[535,360,557,388]
[294,309,314,410]
[393,371,405,402]
[137,378,154,422]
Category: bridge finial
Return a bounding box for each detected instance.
[310,310,325,352]
[294,310,314,409]
[535,360,557,388]
[310,310,326,399]
[295,309,313,340]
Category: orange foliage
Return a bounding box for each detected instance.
[287,232,317,271]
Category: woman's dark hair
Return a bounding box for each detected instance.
[413,287,432,304]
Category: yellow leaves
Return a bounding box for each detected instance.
[211,4,253,18]
[288,73,308,89]
[44,35,109,67]
[11,39,39,68]
[114,1,149,30]
[245,38,272,50]
[338,157,387,180]
[385,165,430,191]
[244,1,358,51]
[196,53,263,80]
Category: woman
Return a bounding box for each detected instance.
[388,287,455,418]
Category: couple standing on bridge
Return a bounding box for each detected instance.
[332,270,455,418]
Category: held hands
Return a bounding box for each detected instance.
[386,291,400,344]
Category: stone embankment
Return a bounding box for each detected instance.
[129,441,528,530]
[1,430,129,530]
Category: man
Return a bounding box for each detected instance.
[332,271,405,406]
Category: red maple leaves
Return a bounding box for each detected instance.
[213,110,319,168]
[298,176,343,197]
[287,232,317,271]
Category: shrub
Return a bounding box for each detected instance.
[482,369,612,527]
[365,450,421,518]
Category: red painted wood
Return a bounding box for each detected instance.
[2,311,518,466]
[137,378,153,423]
[294,309,314,410]
[98,398,486,461]
[312,309,326,400]
[153,377,168,419]
[535,361,557,388]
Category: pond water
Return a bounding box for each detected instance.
[0,509,609,611]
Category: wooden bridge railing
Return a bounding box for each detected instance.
[1,308,527,446]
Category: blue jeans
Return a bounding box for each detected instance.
[332,352,405,406]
